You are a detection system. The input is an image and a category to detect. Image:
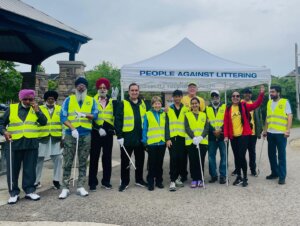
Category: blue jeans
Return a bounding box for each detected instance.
[267,133,287,180]
[208,140,226,178]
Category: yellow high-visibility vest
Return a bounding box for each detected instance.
[206,104,225,130]
[94,94,114,126]
[122,100,146,132]
[185,111,208,145]
[7,103,39,140]
[39,105,62,138]
[67,95,93,129]
[167,105,189,138]
[267,98,288,133]
[146,111,166,145]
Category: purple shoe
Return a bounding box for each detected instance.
[190,181,197,188]
[197,180,203,187]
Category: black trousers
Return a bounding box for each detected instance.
[120,144,145,185]
[247,135,257,172]
[168,136,186,182]
[186,144,207,181]
[231,136,250,177]
[6,148,38,196]
[147,145,166,185]
[88,129,113,187]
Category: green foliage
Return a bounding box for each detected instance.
[37,64,45,73]
[48,79,58,90]
[85,61,120,97]
[0,61,22,103]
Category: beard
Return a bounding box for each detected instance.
[98,89,108,98]
[21,102,30,108]
[75,90,87,102]
[271,94,279,100]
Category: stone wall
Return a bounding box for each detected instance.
[57,61,86,104]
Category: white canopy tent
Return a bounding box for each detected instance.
[121,38,271,99]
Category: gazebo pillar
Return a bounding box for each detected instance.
[57,61,86,104]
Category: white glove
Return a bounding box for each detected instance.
[117,138,124,147]
[111,87,119,100]
[192,137,198,145]
[99,128,107,137]
[71,129,79,139]
[197,136,204,144]
[75,111,86,119]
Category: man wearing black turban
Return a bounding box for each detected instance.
[35,91,63,190]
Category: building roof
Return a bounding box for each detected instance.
[0,0,91,65]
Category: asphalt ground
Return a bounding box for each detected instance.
[0,128,300,225]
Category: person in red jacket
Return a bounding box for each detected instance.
[224,85,265,187]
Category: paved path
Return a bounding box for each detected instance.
[0,129,299,225]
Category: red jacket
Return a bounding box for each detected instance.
[224,92,264,139]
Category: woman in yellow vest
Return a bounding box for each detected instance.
[142,96,168,191]
[185,97,209,188]
[35,91,62,190]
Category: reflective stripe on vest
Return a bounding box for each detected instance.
[67,95,93,129]
[122,100,146,132]
[267,99,288,133]
[7,103,39,140]
[206,104,225,130]
[94,94,114,126]
[185,111,208,145]
[146,111,165,145]
[167,105,189,138]
[39,105,62,137]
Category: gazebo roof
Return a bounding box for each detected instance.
[0,0,91,65]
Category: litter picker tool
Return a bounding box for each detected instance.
[196,144,206,189]
[9,140,13,191]
[121,145,136,170]
[72,136,79,187]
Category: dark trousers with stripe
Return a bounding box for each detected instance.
[169,136,186,182]
[231,136,250,178]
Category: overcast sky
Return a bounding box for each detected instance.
[20,0,300,76]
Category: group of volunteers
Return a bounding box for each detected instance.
[0,76,292,205]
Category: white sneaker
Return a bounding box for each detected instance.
[169,182,176,192]
[25,193,40,201]
[59,189,70,199]
[8,195,19,204]
[175,178,184,187]
[77,187,89,197]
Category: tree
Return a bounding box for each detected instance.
[85,61,120,97]
[0,61,22,103]
[48,79,58,90]
[37,64,45,73]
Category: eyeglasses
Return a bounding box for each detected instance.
[231,95,240,98]
[211,94,219,98]
[22,98,34,101]
[98,87,107,90]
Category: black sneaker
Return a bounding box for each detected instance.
[53,180,61,190]
[266,174,278,180]
[135,180,148,188]
[89,185,97,192]
[148,184,154,191]
[219,177,226,184]
[209,176,218,183]
[101,183,113,190]
[278,179,285,185]
[251,170,257,177]
[233,176,243,186]
[118,184,128,192]
[156,183,164,189]
[242,178,248,187]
